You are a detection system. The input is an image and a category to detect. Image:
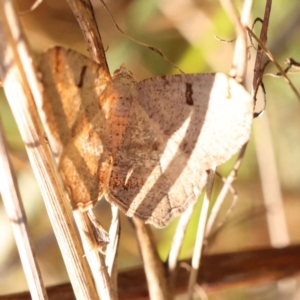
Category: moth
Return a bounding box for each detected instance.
[38,47,253,228]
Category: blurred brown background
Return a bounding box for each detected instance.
[1,0,300,299]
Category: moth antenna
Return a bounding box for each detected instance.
[99,0,185,75]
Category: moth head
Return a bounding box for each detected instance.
[113,64,134,79]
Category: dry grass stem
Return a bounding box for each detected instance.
[73,210,115,299]
[133,218,172,300]
[0,1,98,299]
[204,143,248,238]
[64,1,116,297]
[219,0,252,82]
[187,168,216,300]
[168,201,196,287]
[0,119,48,300]
[254,115,290,247]
[106,206,121,298]
[66,0,110,73]
[204,0,252,242]
[205,174,238,241]
[250,0,289,249]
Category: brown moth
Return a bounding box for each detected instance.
[38,47,253,228]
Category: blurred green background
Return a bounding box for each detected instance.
[1,0,300,299]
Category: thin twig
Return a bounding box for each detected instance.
[0,119,48,300]
[132,218,172,300]
[204,173,238,243]
[167,200,196,289]
[266,58,300,77]
[247,27,300,101]
[66,0,110,74]
[187,168,216,300]
[0,1,98,299]
[106,206,121,298]
[252,0,272,92]
[204,143,248,238]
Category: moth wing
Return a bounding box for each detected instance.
[38,47,112,209]
[137,73,253,169]
[106,73,253,227]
